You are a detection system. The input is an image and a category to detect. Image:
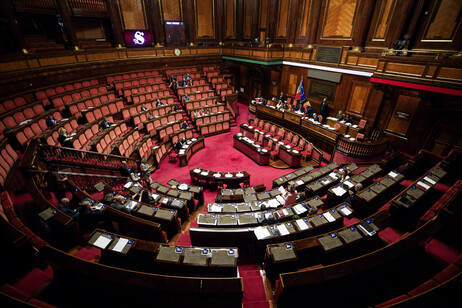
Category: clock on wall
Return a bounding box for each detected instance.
[174,48,181,56]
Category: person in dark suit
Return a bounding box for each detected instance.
[305,103,316,117]
[343,183,363,205]
[119,161,130,177]
[184,73,192,80]
[295,101,305,113]
[320,98,329,124]
[109,195,131,213]
[336,110,344,121]
[98,117,112,130]
[278,92,286,102]
[57,198,80,221]
[181,121,189,129]
[175,138,185,152]
[46,115,57,127]
[57,128,68,145]
[183,94,190,102]
[156,99,164,107]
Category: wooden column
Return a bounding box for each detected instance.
[145,0,165,46]
[0,0,27,53]
[250,0,259,41]
[352,0,376,50]
[307,0,321,45]
[267,0,279,43]
[55,0,79,50]
[182,0,196,45]
[107,0,125,48]
[287,0,301,44]
[216,0,224,44]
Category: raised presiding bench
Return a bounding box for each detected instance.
[233,133,270,165]
[190,168,250,189]
[198,119,230,137]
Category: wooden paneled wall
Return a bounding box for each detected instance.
[119,0,147,29]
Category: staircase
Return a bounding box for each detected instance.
[167,84,200,138]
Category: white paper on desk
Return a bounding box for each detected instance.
[278,186,286,194]
[322,179,331,185]
[254,227,271,240]
[340,207,352,216]
[344,134,350,138]
[329,172,338,180]
[293,204,307,215]
[424,176,436,185]
[124,182,133,189]
[296,219,309,230]
[210,204,222,212]
[112,238,129,252]
[417,182,431,190]
[280,209,289,216]
[343,181,354,188]
[179,150,185,154]
[332,186,347,196]
[388,171,398,178]
[276,195,285,205]
[296,179,304,186]
[93,235,112,249]
[323,212,335,222]
[349,138,355,141]
[277,224,289,236]
[268,199,279,208]
[178,184,188,190]
[352,124,358,128]
[200,171,209,176]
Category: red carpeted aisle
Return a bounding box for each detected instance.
[239,259,270,308]
[151,103,298,192]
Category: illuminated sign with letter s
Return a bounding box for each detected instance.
[124,30,152,47]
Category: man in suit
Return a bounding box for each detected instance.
[320,98,329,124]
[278,92,286,102]
[343,183,363,205]
[98,117,112,130]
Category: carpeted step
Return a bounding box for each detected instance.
[13,266,53,297]
[73,247,101,261]
[242,276,267,302]
[243,300,270,308]
[425,238,461,265]
[379,227,406,244]
[239,270,262,278]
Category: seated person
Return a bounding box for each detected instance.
[98,117,113,130]
[140,104,148,112]
[193,110,200,118]
[140,190,156,205]
[184,73,192,80]
[278,92,286,102]
[305,104,316,117]
[175,138,186,152]
[174,105,181,112]
[46,115,57,127]
[276,100,283,109]
[343,183,363,205]
[294,101,305,113]
[181,120,189,129]
[57,198,80,221]
[148,112,154,120]
[310,112,318,122]
[336,110,344,121]
[215,99,220,105]
[129,165,141,183]
[183,94,190,102]
[140,157,152,182]
[344,113,351,122]
[181,79,188,87]
[78,198,106,232]
[156,99,164,107]
[282,182,298,207]
[57,127,69,146]
[109,194,131,213]
[262,211,277,225]
[119,161,131,177]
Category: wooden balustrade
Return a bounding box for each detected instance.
[337,136,389,158]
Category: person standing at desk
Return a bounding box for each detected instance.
[119,161,131,177]
[320,98,329,124]
[283,182,298,207]
[278,92,286,102]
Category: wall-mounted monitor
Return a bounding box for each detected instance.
[124,30,152,47]
[165,21,186,46]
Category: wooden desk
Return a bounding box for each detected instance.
[190,168,250,189]
[233,134,270,165]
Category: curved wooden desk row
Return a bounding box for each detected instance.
[233,134,270,165]
[198,119,230,137]
[140,111,183,135]
[114,77,164,94]
[150,181,198,213]
[272,163,341,188]
[178,137,206,167]
[184,96,221,111]
[40,245,243,308]
[199,195,329,228]
[216,184,267,202]
[50,85,108,110]
[121,99,175,120]
[177,85,211,95]
[190,168,250,189]
[87,229,238,278]
[190,202,353,251]
[167,178,204,205]
[274,211,449,308]
[157,120,184,142]
[264,211,387,282]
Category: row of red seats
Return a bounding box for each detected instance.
[127,88,169,103]
[14,110,63,149]
[115,129,142,157]
[114,76,164,94]
[184,97,220,112]
[194,111,230,127]
[84,99,124,124]
[121,99,175,121]
[94,121,129,155]
[0,143,19,189]
[165,67,198,76]
[0,103,46,137]
[43,117,80,147]
[177,85,211,96]
[106,70,160,88]
[180,91,215,103]
[143,112,183,136]
[70,120,102,151]
[51,86,108,110]
[198,119,230,137]
[158,120,183,142]
[135,135,156,159]
[67,92,118,119]
[35,79,99,105]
